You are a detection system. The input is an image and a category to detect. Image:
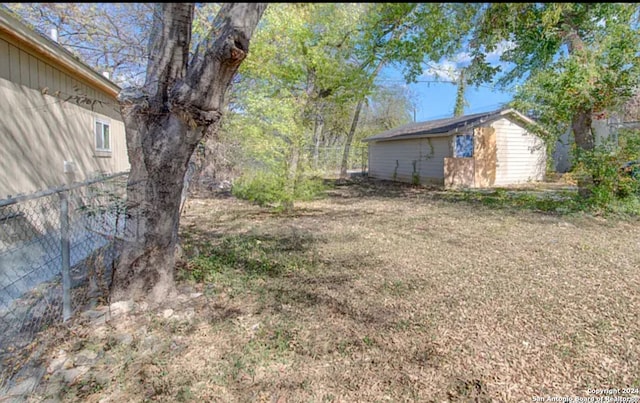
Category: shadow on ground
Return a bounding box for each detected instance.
[322,176,582,215]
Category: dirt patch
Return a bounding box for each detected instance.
[13,178,640,402]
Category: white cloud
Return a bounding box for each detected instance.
[454,52,473,65]
[485,40,515,64]
[420,40,515,82]
[423,60,460,81]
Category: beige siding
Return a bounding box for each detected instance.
[368,137,451,185]
[0,33,128,198]
[0,39,8,75]
[0,76,128,198]
[8,43,19,83]
[0,37,121,121]
[491,117,546,186]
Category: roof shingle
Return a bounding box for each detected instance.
[363,108,537,142]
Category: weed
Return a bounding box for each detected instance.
[232,171,328,209]
[412,160,420,185]
[176,386,194,402]
[381,280,411,296]
[322,393,337,402]
[177,233,318,287]
[393,160,399,181]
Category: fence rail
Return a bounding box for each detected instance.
[0,172,128,387]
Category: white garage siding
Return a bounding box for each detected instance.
[368,136,451,185]
[491,117,546,186]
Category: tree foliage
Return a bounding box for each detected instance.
[225,3,371,209]
[469,3,640,145]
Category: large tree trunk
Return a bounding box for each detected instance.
[113,3,267,303]
[571,107,595,152]
[113,116,199,302]
[562,20,597,196]
[572,107,596,197]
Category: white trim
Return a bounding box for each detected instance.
[94,117,111,153]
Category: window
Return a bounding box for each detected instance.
[454,134,474,158]
[95,120,111,152]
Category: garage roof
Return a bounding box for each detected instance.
[362,108,539,142]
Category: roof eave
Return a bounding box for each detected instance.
[364,108,546,143]
[0,8,121,98]
[362,131,450,143]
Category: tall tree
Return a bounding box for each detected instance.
[338,3,480,178]
[453,68,467,117]
[469,3,640,153]
[339,60,386,179]
[113,3,267,303]
[228,3,367,209]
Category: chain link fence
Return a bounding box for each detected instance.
[0,172,128,386]
[307,145,368,176]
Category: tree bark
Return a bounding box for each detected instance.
[562,19,597,196]
[339,59,386,179]
[340,99,365,179]
[312,111,324,170]
[283,145,300,212]
[454,68,466,117]
[113,3,267,304]
[572,106,596,197]
[572,106,594,152]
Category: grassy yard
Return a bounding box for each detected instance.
[24,178,640,402]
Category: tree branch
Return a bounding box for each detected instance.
[172,3,268,117]
[144,3,194,103]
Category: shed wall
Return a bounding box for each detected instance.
[0,36,120,121]
[368,137,451,185]
[491,118,546,186]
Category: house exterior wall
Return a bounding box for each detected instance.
[552,116,616,174]
[553,129,573,173]
[367,136,451,185]
[0,35,128,199]
[491,117,546,186]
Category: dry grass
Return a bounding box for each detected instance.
[27,178,640,402]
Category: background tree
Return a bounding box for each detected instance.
[621,90,640,123]
[469,3,640,160]
[338,3,480,178]
[453,68,467,117]
[227,3,369,209]
[112,3,267,303]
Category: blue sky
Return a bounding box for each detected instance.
[376,70,515,122]
[376,40,517,122]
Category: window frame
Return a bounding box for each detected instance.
[94,118,111,153]
[454,133,474,158]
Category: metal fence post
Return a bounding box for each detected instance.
[60,191,71,321]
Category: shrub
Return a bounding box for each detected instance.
[573,129,640,213]
[232,170,328,208]
[232,171,288,207]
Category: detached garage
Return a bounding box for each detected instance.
[362,108,547,188]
